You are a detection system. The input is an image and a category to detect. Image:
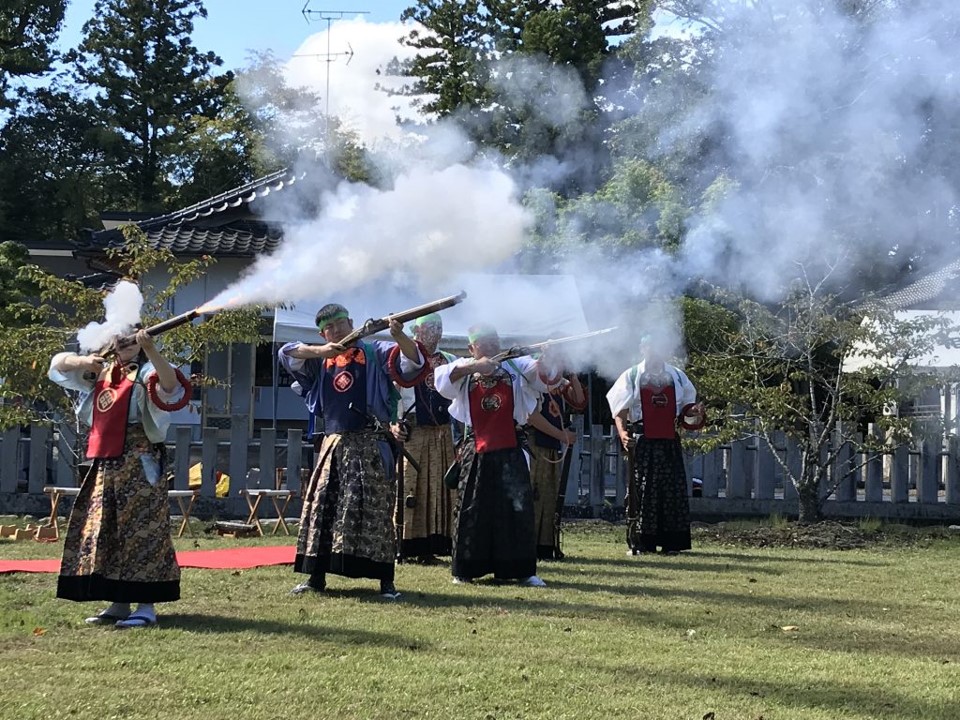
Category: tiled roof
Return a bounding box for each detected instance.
[878,258,960,310]
[144,224,282,255]
[73,168,297,256]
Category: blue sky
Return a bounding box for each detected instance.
[59,0,416,71]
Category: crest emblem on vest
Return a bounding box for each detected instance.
[651,392,668,407]
[333,371,354,393]
[96,388,118,413]
[481,394,502,412]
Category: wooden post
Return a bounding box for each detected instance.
[1,427,19,493]
[918,435,940,504]
[285,429,303,493]
[259,427,277,491]
[28,424,51,494]
[229,416,248,495]
[589,424,605,516]
[56,422,77,486]
[946,436,960,505]
[755,438,776,500]
[727,439,747,499]
[891,444,909,504]
[864,424,883,503]
[200,427,218,497]
[173,426,192,491]
[700,448,720,498]
[833,428,857,503]
[784,439,800,501]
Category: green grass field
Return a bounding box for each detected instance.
[1,522,958,720]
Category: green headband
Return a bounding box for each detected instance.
[413,313,442,329]
[467,325,497,343]
[317,310,348,331]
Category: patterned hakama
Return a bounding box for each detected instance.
[296,430,397,581]
[529,447,564,560]
[57,427,180,603]
[400,424,455,558]
[627,437,691,553]
[451,438,537,581]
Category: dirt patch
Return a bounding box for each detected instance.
[691,520,960,550]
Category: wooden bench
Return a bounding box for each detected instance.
[240,489,294,536]
[43,486,200,539]
[42,486,81,540]
[168,489,200,538]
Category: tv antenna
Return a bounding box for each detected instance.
[297,4,370,139]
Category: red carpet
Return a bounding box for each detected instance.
[0,545,296,575]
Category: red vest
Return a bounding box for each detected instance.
[468,373,517,453]
[640,383,677,440]
[87,363,136,459]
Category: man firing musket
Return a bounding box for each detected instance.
[277,292,466,600]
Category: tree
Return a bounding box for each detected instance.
[0,0,67,109]
[0,228,263,429]
[68,0,225,210]
[399,0,492,118]
[684,282,957,522]
[0,241,39,329]
[0,83,119,244]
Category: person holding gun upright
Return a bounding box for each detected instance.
[279,300,452,599]
[48,322,190,629]
[434,324,575,588]
[387,313,459,562]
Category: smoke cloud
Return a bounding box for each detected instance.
[218,0,960,382]
[76,281,144,353]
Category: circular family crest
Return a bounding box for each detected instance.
[480,394,502,412]
[96,388,118,413]
[333,371,354,393]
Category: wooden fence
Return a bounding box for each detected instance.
[2,417,960,521]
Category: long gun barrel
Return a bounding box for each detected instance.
[338,291,467,346]
[105,309,201,357]
[492,326,618,362]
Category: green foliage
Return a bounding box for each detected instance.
[400,0,492,118]
[0,85,115,244]
[683,284,960,520]
[0,242,40,328]
[0,228,262,429]
[68,0,225,210]
[0,0,67,108]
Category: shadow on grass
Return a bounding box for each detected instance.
[546,557,785,577]
[161,611,415,647]
[605,665,948,720]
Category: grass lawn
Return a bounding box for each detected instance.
[1,521,958,720]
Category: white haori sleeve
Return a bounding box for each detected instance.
[606,364,641,421]
[501,358,541,424]
[48,353,96,393]
[396,344,425,373]
[278,342,307,374]
[670,365,697,414]
[433,358,473,425]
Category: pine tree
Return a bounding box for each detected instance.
[68,0,224,211]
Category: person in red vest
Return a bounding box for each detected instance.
[606,333,701,556]
[48,327,190,628]
[434,324,575,587]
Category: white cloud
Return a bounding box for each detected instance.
[284,17,426,145]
